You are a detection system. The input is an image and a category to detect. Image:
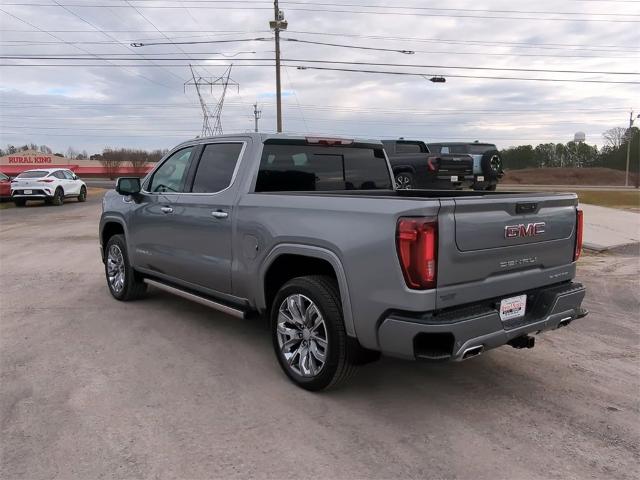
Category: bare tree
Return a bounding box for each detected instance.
[602,127,627,149]
[66,147,78,159]
[99,148,124,180]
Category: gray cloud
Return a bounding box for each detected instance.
[0,0,638,153]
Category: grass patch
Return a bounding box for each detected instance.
[576,190,640,209]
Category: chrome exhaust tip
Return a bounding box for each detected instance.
[558,316,573,328]
[461,345,484,360]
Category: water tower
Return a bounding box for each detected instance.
[574,132,586,168]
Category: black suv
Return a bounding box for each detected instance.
[426,142,504,191]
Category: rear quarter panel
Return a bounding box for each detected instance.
[234,193,441,350]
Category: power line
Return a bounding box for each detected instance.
[49,0,186,83]
[3,55,637,76]
[0,7,178,90]
[1,61,638,84]
[293,65,640,84]
[2,2,639,22]
[286,31,640,53]
[278,1,640,16]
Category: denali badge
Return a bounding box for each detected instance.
[504,222,545,239]
[500,256,538,268]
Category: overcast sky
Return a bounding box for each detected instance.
[0,0,638,154]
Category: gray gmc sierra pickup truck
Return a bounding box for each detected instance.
[100,133,587,391]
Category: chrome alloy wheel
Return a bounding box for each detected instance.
[106,244,126,294]
[276,294,328,377]
[395,173,412,189]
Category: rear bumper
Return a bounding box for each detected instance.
[11,189,51,198]
[377,282,586,361]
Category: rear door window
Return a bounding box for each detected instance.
[191,143,243,193]
[256,142,392,192]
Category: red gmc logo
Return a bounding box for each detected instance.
[504,222,546,239]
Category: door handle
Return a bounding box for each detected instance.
[161,206,173,214]
[211,210,228,219]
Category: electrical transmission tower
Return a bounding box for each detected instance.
[184,64,239,137]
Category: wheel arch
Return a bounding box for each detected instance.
[100,216,129,261]
[258,244,356,337]
[392,165,416,175]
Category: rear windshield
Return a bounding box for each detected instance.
[395,142,426,154]
[16,170,49,179]
[255,142,392,192]
[468,144,497,154]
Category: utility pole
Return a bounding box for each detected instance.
[253,102,262,132]
[269,0,287,133]
[625,109,634,187]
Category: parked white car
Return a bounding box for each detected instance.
[11,168,87,206]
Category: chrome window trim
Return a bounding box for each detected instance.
[141,141,247,197]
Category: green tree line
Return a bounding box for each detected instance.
[501,127,640,171]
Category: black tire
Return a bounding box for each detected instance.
[395,172,413,190]
[13,198,26,207]
[485,183,497,191]
[77,185,87,202]
[480,149,503,180]
[104,234,147,301]
[271,275,357,391]
[51,187,64,206]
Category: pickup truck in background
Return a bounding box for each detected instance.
[427,141,504,190]
[100,133,587,391]
[382,139,474,190]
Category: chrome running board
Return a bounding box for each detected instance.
[144,278,246,319]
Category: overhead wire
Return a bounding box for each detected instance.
[0,7,178,89]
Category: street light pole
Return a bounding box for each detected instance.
[270,1,287,133]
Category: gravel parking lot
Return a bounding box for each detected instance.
[1,192,638,480]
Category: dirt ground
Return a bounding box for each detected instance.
[0,193,638,480]
[502,167,639,186]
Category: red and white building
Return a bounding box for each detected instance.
[0,150,155,178]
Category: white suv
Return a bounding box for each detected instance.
[11,168,87,206]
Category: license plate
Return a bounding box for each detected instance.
[24,189,32,194]
[499,294,527,322]
[477,175,485,182]
[450,175,458,182]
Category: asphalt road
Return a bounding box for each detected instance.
[1,192,638,480]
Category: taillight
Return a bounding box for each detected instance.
[427,156,440,172]
[40,179,54,183]
[396,217,438,289]
[574,208,583,261]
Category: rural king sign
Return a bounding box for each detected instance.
[7,155,52,164]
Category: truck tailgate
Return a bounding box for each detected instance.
[436,193,579,309]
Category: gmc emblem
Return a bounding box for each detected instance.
[504,222,546,239]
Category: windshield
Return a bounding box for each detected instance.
[0,173,8,181]
[16,170,50,179]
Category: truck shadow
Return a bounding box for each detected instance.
[143,286,555,408]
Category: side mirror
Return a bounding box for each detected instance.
[73,174,78,180]
[116,177,141,195]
